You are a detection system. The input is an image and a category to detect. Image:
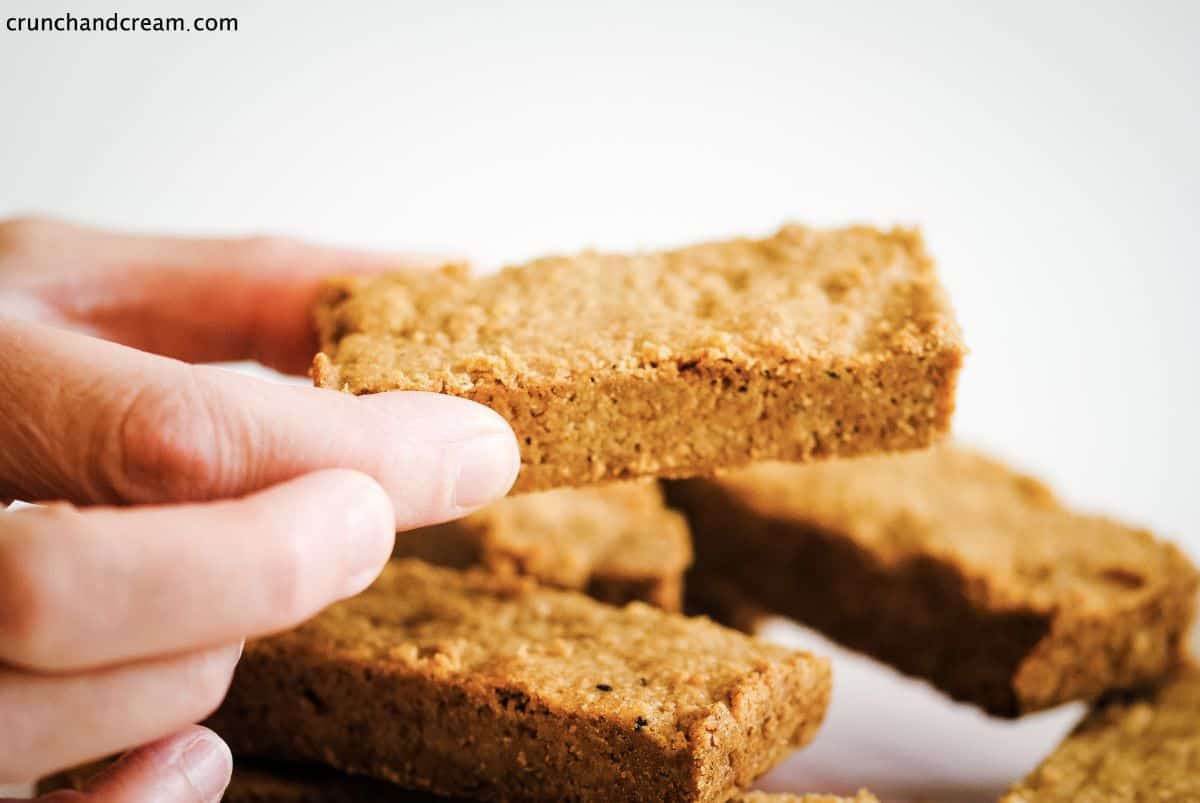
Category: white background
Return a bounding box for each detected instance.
[2,2,1197,800]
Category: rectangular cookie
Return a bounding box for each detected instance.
[313,225,964,492]
[207,560,832,803]
[395,481,692,610]
[1001,665,1200,801]
[667,444,1197,716]
[39,759,877,803]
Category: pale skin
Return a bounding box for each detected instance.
[0,218,522,801]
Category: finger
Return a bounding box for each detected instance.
[31,726,232,803]
[0,643,241,784]
[0,321,520,522]
[82,725,231,803]
[0,216,452,374]
[0,470,393,671]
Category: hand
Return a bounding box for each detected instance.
[0,218,521,801]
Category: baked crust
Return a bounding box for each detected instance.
[207,560,832,803]
[312,225,964,492]
[38,759,876,802]
[668,445,1197,716]
[395,481,692,610]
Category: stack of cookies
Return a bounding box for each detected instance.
[42,226,1198,801]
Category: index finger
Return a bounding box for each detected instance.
[0,217,453,374]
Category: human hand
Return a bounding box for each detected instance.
[0,218,520,801]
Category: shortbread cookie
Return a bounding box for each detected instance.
[314,225,963,492]
[208,560,832,803]
[668,445,1197,716]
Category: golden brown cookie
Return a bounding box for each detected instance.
[313,225,963,492]
[208,560,832,803]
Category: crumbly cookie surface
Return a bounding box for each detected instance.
[669,444,1197,715]
[209,560,832,803]
[314,225,963,491]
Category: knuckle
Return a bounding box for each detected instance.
[103,376,226,503]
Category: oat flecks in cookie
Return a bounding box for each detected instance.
[313,225,964,492]
[669,443,1198,716]
[208,560,832,803]
[1002,665,1200,802]
[394,481,692,610]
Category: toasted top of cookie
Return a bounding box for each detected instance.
[266,559,830,747]
[313,224,962,393]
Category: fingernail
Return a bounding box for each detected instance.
[177,732,232,803]
[341,474,395,596]
[452,432,520,509]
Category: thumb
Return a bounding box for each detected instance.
[35,726,231,803]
